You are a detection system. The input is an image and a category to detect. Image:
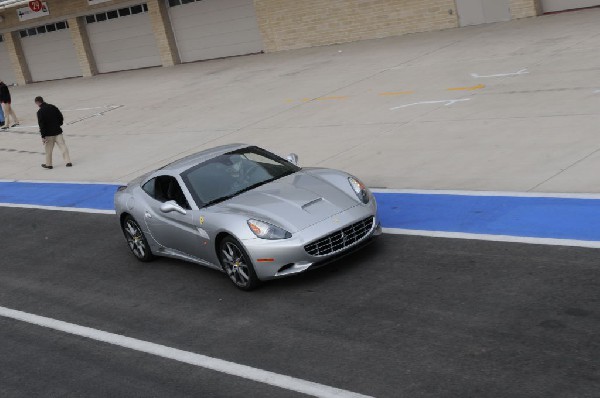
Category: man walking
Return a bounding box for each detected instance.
[36,96,72,169]
[0,80,19,130]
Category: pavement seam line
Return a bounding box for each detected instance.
[0,306,373,398]
[527,146,600,192]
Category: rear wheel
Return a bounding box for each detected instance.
[122,215,154,262]
[218,236,260,291]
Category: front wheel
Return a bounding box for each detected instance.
[122,215,154,262]
[218,236,260,291]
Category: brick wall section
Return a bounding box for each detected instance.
[147,0,180,67]
[254,0,459,52]
[4,31,31,85]
[509,0,542,18]
[68,17,97,77]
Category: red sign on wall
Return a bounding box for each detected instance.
[29,0,43,12]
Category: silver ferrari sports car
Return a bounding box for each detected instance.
[114,144,381,290]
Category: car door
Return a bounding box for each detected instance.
[141,175,210,262]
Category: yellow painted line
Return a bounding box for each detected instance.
[447,84,485,91]
[379,91,415,96]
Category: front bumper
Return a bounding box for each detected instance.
[242,204,381,280]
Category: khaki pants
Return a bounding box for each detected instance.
[1,103,18,127]
[45,134,71,166]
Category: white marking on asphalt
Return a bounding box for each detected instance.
[594,89,600,94]
[390,98,470,110]
[382,228,600,249]
[470,69,529,78]
[371,188,600,199]
[0,203,115,214]
[62,106,120,112]
[6,125,38,129]
[0,306,372,398]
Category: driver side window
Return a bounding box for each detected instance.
[142,176,191,210]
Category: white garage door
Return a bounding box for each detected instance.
[0,35,17,86]
[456,0,511,26]
[168,0,263,63]
[86,3,161,73]
[20,21,82,82]
[542,0,600,12]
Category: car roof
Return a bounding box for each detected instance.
[158,143,250,174]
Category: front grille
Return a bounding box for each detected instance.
[305,217,374,256]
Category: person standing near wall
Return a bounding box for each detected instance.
[0,80,19,130]
[36,96,72,169]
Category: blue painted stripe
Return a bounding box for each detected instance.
[1,182,600,242]
[0,182,118,211]
[376,192,600,242]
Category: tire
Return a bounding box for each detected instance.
[122,215,155,262]
[218,236,260,291]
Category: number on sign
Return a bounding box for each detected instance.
[29,0,42,12]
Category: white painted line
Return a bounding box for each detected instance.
[390,98,470,110]
[382,228,600,249]
[0,203,115,214]
[0,306,372,398]
[594,89,600,94]
[470,69,529,79]
[371,188,600,199]
[6,125,38,129]
[62,106,120,112]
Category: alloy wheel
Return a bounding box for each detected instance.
[221,241,250,287]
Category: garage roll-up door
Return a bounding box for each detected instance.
[86,3,161,73]
[0,35,17,86]
[542,0,600,12]
[168,0,263,63]
[456,0,511,26]
[20,21,82,82]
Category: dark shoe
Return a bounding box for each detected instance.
[41,164,53,169]
[1,126,7,130]
[66,163,73,167]
[10,123,19,127]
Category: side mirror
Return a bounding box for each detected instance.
[286,153,299,166]
[160,200,187,215]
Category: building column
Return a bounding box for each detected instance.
[510,0,542,19]
[147,0,180,67]
[4,31,31,85]
[68,17,97,77]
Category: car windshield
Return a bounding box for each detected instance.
[181,146,300,208]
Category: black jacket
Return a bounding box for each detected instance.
[37,102,64,138]
[0,83,10,103]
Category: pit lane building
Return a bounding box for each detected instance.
[0,0,596,85]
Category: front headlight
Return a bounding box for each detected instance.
[247,219,292,240]
[348,176,370,204]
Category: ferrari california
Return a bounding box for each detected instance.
[114,144,381,290]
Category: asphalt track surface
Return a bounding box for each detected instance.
[1,207,599,397]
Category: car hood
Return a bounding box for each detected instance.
[218,172,358,232]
